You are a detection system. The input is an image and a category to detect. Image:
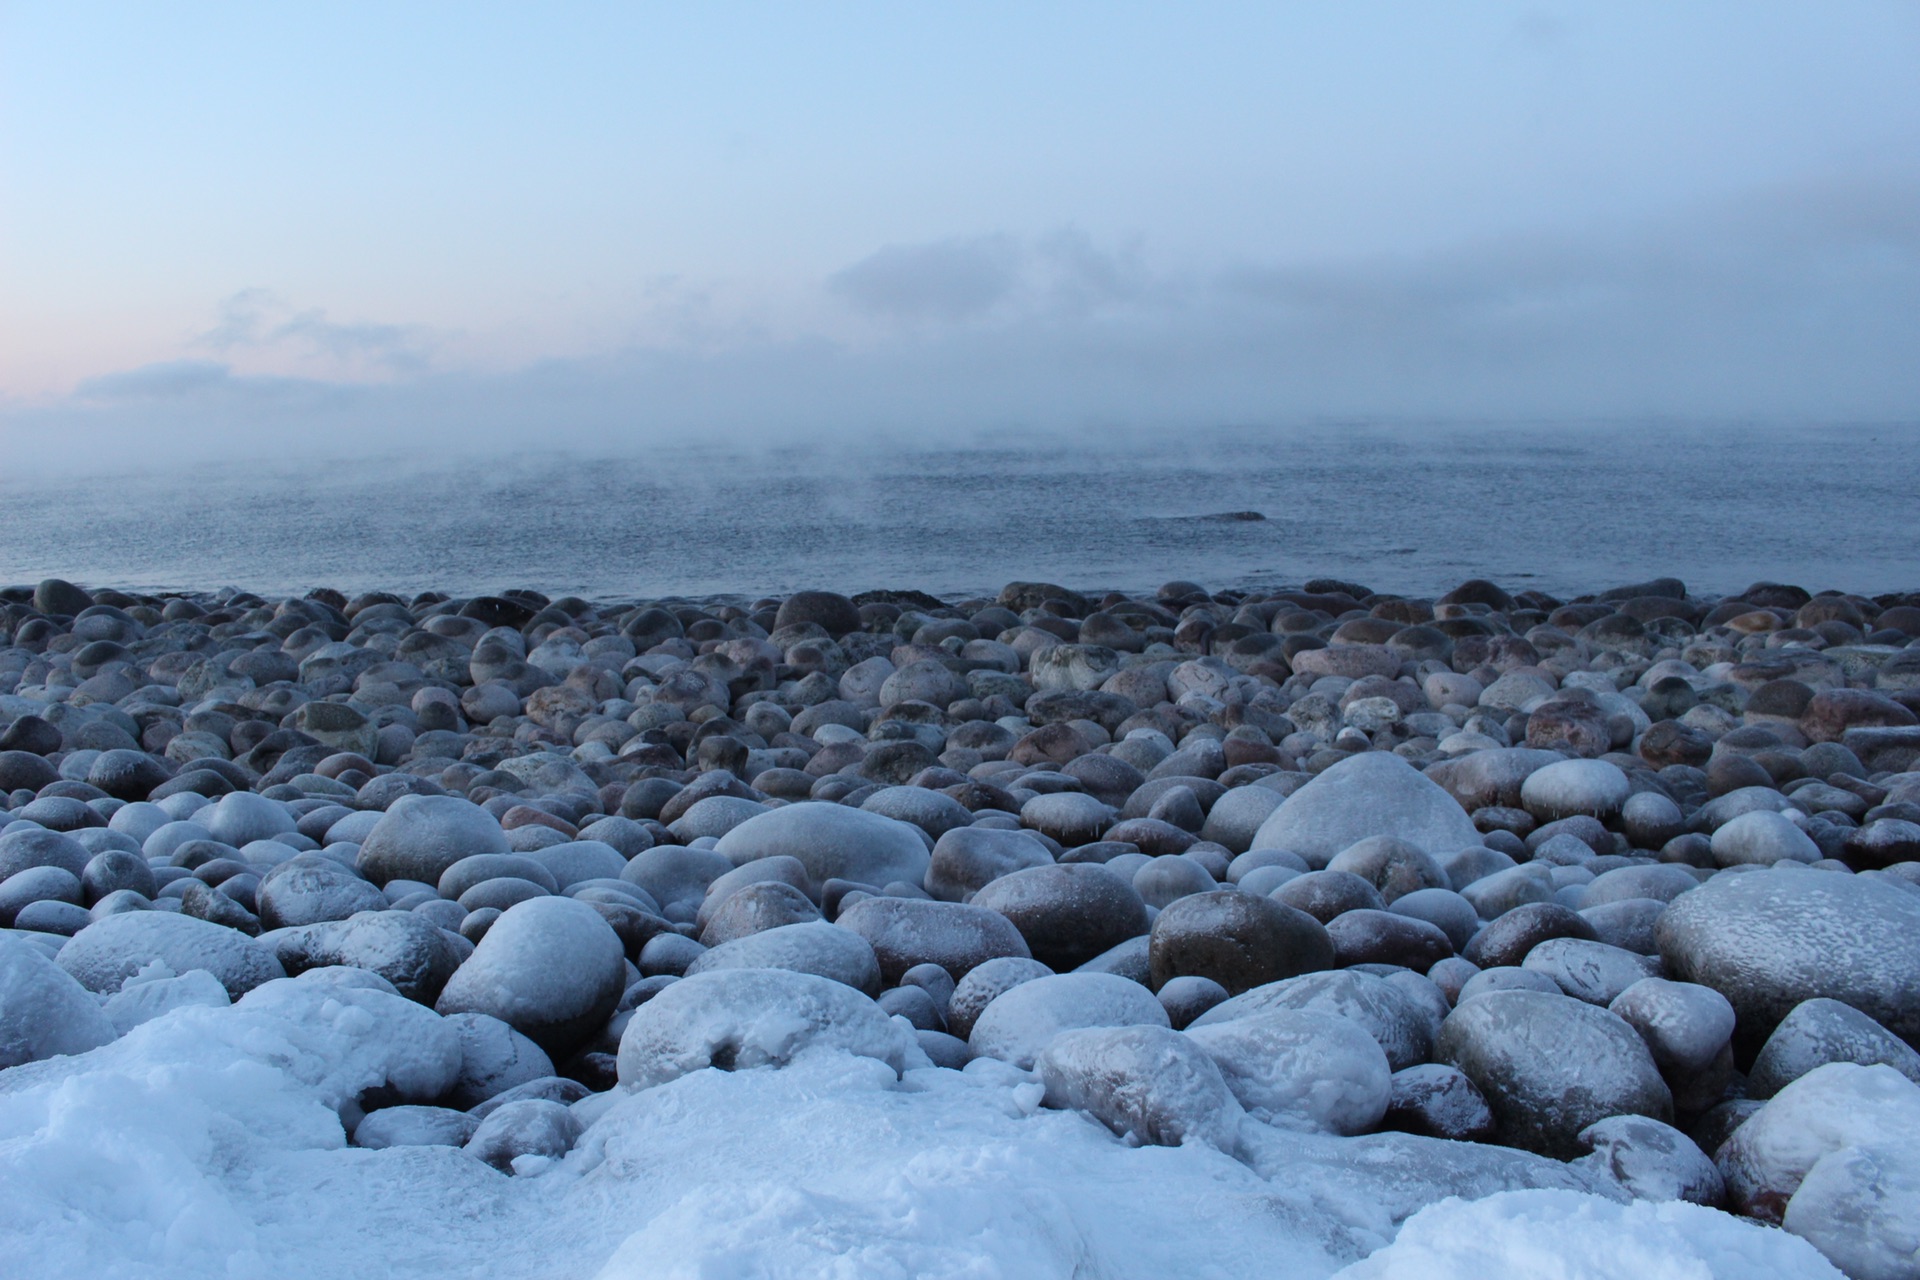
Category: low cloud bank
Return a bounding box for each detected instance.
[6,173,1915,473]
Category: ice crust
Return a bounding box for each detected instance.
[0,987,1830,1280]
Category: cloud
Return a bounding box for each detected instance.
[74,360,237,401]
[194,289,437,374]
[6,170,1916,474]
[826,229,1158,326]
[827,234,1024,322]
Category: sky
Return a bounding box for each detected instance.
[2,2,1918,464]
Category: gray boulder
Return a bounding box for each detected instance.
[1252,752,1480,866]
[435,896,626,1055]
[685,920,882,995]
[1749,997,1920,1099]
[357,795,509,887]
[968,863,1148,972]
[1438,988,1673,1157]
[1657,866,1920,1049]
[833,896,1030,984]
[712,803,931,897]
[57,910,285,998]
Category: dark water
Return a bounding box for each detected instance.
[2,423,1914,602]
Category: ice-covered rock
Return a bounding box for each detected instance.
[435,897,625,1055]
[1381,1063,1496,1141]
[272,910,464,1004]
[1784,1139,1920,1280]
[0,827,90,881]
[1038,1024,1244,1149]
[0,937,117,1067]
[1749,997,1920,1098]
[465,1098,581,1172]
[57,909,286,998]
[1185,1007,1390,1134]
[353,1105,477,1150]
[1718,1062,1920,1223]
[1191,969,1434,1070]
[256,857,387,930]
[1522,937,1661,1005]
[1336,1188,1843,1280]
[616,967,920,1089]
[1607,977,1736,1113]
[441,1010,556,1108]
[969,972,1170,1070]
[1572,1114,1725,1206]
[239,977,463,1103]
[100,965,229,1034]
[944,955,1054,1041]
[696,880,819,946]
[1520,759,1631,822]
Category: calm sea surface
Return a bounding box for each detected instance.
[2,423,1914,602]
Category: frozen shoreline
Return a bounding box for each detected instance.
[2,573,1917,1277]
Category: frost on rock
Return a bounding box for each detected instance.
[433,896,626,1055]
[464,1097,582,1172]
[1747,997,1920,1099]
[1717,1061,1920,1224]
[711,802,931,898]
[1331,1189,1843,1280]
[238,978,463,1106]
[615,967,922,1090]
[101,964,230,1036]
[967,972,1170,1071]
[56,910,286,998]
[1437,988,1672,1158]
[1783,1141,1920,1280]
[1570,1115,1725,1207]
[441,1011,556,1109]
[1656,866,1920,1049]
[1191,969,1433,1071]
[1252,752,1482,864]
[1185,1008,1391,1135]
[1037,1024,1245,1150]
[0,937,116,1067]
[682,920,883,995]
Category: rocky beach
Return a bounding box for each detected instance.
[1,571,1917,1277]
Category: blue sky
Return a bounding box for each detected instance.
[2,2,1917,461]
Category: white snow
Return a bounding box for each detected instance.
[1335,1189,1842,1279]
[0,988,1850,1279]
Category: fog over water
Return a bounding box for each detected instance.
[3,423,1913,601]
[3,6,1916,602]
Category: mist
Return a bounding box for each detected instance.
[3,167,1915,476]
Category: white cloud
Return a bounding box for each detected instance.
[193,289,438,376]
